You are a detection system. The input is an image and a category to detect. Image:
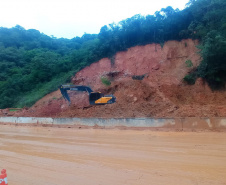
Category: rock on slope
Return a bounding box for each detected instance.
[9,39,226,118]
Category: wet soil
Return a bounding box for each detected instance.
[0,125,226,185]
[2,39,226,118]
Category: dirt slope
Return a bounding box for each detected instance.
[5,39,226,118]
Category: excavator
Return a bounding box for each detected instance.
[59,84,116,105]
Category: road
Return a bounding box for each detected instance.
[0,125,226,185]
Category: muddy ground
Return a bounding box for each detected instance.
[0,125,226,185]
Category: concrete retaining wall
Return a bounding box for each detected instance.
[1,117,226,131]
[0,117,53,125]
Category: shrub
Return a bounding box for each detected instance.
[185,60,193,68]
[183,74,197,85]
[101,77,111,86]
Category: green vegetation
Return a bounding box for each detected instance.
[183,74,197,85]
[9,108,21,112]
[101,77,111,86]
[0,0,226,108]
[0,27,99,108]
[185,60,193,68]
[183,0,226,89]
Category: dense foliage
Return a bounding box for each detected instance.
[0,0,225,108]
[183,0,226,88]
[0,26,99,108]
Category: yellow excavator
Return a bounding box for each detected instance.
[59,85,116,105]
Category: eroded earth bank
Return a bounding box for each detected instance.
[2,39,226,118]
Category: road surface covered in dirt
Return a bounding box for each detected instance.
[0,125,226,185]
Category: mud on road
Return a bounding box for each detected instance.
[0,125,226,185]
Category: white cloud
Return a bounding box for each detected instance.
[0,0,189,38]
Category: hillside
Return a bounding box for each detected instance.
[2,39,225,118]
[0,0,226,111]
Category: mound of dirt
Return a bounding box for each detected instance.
[4,39,226,118]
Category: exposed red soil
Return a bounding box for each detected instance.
[2,39,226,118]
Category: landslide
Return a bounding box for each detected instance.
[5,39,226,118]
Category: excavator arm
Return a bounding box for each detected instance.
[60,85,93,105]
[59,85,116,105]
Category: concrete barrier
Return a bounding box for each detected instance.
[0,117,53,125]
[53,118,180,129]
[0,117,226,131]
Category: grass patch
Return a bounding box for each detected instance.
[14,72,74,108]
[9,108,21,112]
[185,60,193,68]
[101,77,111,86]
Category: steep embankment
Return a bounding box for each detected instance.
[4,39,226,118]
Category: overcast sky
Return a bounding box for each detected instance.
[0,0,189,39]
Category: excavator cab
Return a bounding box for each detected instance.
[89,92,103,105]
[60,85,116,105]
